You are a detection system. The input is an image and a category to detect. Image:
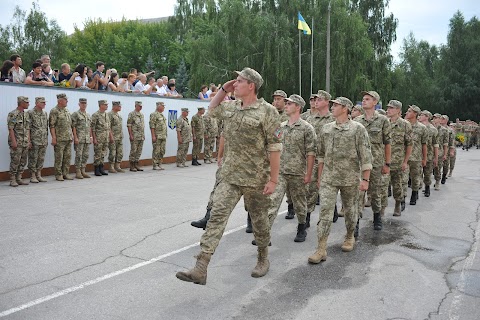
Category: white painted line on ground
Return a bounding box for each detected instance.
[0,210,288,317]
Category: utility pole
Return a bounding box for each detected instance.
[326,1,331,92]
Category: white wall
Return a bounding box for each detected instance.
[0,83,209,172]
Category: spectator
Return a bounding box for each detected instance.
[198,85,209,100]
[117,72,129,92]
[24,62,54,86]
[40,55,53,77]
[155,78,167,96]
[10,54,26,83]
[145,77,157,95]
[42,63,57,83]
[161,76,168,91]
[167,82,182,98]
[134,74,153,94]
[86,67,98,90]
[129,68,137,77]
[126,73,136,92]
[73,64,88,88]
[57,63,74,83]
[107,73,121,92]
[0,60,14,82]
[206,82,215,97]
[92,61,111,91]
[169,78,176,85]
[209,85,219,99]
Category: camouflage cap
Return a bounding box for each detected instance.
[387,99,402,109]
[330,97,353,111]
[156,101,165,106]
[284,94,306,108]
[112,101,121,106]
[313,90,331,100]
[352,104,364,112]
[98,99,108,106]
[17,96,29,103]
[376,109,386,116]
[35,97,46,103]
[420,110,432,119]
[181,108,189,112]
[198,106,205,110]
[234,67,264,89]
[272,90,287,98]
[408,105,421,114]
[79,98,87,103]
[135,101,142,106]
[442,115,449,121]
[56,93,67,100]
[433,113,442,118]
[361,90,380,102]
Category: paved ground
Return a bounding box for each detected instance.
[0,149,479,320]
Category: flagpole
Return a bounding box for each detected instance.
[310,17,314,96]
[299,29,301,95]
[326,1,331,92]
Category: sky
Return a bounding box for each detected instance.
[0,0,478,61]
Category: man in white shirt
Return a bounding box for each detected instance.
[155,78,167,96]
[134,74,154,94]
[10,54,26,83]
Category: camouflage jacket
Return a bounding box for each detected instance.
[149,111,167,139]
[389,117,413,169]
[425,123,439,162]
[204,114,218,137]
[28,108,48,146]
[436,125,449,156]
[191,114,205,137]
[7,109,30,147]
[409,121,427,162]
[176,117,192,143]
[49,106,72,141]
[71,110,92,144]
[277,109,289,122]
[127,111,145,140]
[108,111,123,141]
[355,112,391,168]
[91,111,111,143]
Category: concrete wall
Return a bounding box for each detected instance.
[0,82,210,179]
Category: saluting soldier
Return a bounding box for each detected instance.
[176,108,192,168]
[191,106,205,165]
[71,98,92,179]
[7,96,31,187]
[127,101,145,172]
[28,97,48,183]
[92,100,113,176]
[150,101,167,170]
[49,93,73,181]
[108,101,125,173]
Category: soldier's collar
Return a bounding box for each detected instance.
[334,119,351,130]
[237,98,263,110]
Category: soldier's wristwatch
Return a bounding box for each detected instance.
[385,163,390,167]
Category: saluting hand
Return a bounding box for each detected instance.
[222,80,236,93]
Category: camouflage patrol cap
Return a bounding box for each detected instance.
[387,99,402,109]
[181,108,189,112]
[272,90,287,98]
[112,101,121,106]
[198,106,205,110]
[17,96,29,103]
[420,110,432,120]
[56,93,67,100]
[156,101,165,106]
[234,67,263,89]
[98,99,108,106]
[376,109,386,116]
[361,90,380,102]
[135,101,142,106]
[313,90,331,100]
[330,97,354,111]
[408,105,421,114]
[35,97,46,103]
[352,104,364,112]
[284,94,306,108]
[79,98,87,103]
[442,115,449,121]
[433,113,442,118]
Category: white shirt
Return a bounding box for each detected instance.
[155,85,167,96]
[134,81,147,93]
[75,76,88,87]
[11,67,26,83]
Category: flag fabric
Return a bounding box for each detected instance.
[297,12,311,35]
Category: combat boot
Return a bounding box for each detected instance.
[10,174,18,187]
[448,169,453,177]
[251,247,270,278]
[108,163,117,173]
[409,191,417,205]
[94,166,102,176]
[30,170,39,183]
[99,164,108,175]
[354,219,360,238]
[341,231,355,252]
[75,169,83,179]
[63,173,73,180]
[434,181,440,190]
[192,158,199,166]
[285,203,295,219]
[308,236,328,264]
[424,185,430,197]
[176,251,211,285]
[16,173,29,185]
[380,207,386,217]
[294,223,307,242]
[158,164,165,170]
[191,209,211,229]
[306,212,311,228]
[393,201,401,216]
[246,213,253,233]
[115,163,125,173]
[36,171,47,182]
[373,212,382,230]
[196,158,202,165]
[401,197,406,211]
[134,162,143,171]
[81,168,91,178]
[441,173,447,184]
[152,164,159,170]
[130,161,137,172]
[333,204,339,223]
[183,162,189,167]
[55,175,64,181]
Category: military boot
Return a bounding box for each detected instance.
[175,252,211,285]
[94,165,102,176]
[246,213,253,233]
[108,163,117,173]
[192,158,199,166]
[393,201,402,216]
[75,169,84,179]
[16,173,29,185]
[380,207,386,217]
[285,203,295,219]
[36,171,47,182]
[424,185,430,197]
[448,169,453,177]
[308,236,328,264]
[341,231,355,252]
[373,212,382,230]
[81,168,91,178]
[130,161,137,172]
[401,198,406,211]
[441,173,447,184]
[134,162,143,171]
[251,247,270,278]
[55,175,64,181]
[333,204,339,223]
[99,164,108,175]
[409,191,417,205]
[152,164,159,170]
[354,219,360,238]
[63,173,73,180]
[434,180,440,190]
[306,212,311,228]
[294,223,307,242]
[388,185,392,197]
[30,170,39,183]
[10,174,18,187]
[191,209,211,229]
[115,163,125,173]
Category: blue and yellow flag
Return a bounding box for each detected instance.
[297,12,311,35]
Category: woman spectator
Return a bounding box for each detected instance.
[24,62,54,86]
[198,85,209,100]
[209,85,219,99]
[126,73,136,92]
[117,72,129,92]
[73,64,89,89]
[107,72,121,92]
[42,63,57,83]
[0,60,14,82]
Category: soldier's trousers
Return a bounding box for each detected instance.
[9,145,28,175]
[390,168,405,201]
[380,173,391,209]
[360,166,382,214]
[192,138,203,159]
[207,167,223,210]
[317,184,358,238]
[108,140,123,164]
[152,138,166,165]
[405,161,422,192]
[268,174,307,227]
[129,140,144,162]
[176,142,189,164]
[94,142,108,165]
[442,154,450,175]
[54,141,72,176]
[204,136,215,161]
[434,154,445,182]
[28,144,47,172]
[449,151,456,171]
[306,163,319,213]
[423,161,434,186]
[74,143,90,169]
[201,182,271,253]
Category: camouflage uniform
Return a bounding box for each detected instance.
[423,122,438,187]
[403,121,427,194]
[91,110,111,165]
[387,117,412,201]
[203,114,218,162]
[71,110,91,169]
[176,114,192,165]
[127,110,145,162]
[442,125,454,174]
[191,112,205,160]
[28,107,48,174]
[150,110,167,167]
[108,110,123,165]
[277,110,289,122]
[7,108,30,176]
[215,118,223,153]
[201,98,281,253]
[49,104,72,177]
[434,124,449,184]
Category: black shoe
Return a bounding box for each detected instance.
[441,174,446,184]
[316,195,320,205]
[99,164,108,175]
[285,203,295,219]
[246,213,253,233]
[196,159,202,165]
[354,219,360,238]
[333,204,338,223]
[401,200,406,211]
[192,159,199,166]
[306,212,311,228]
[251,239,272,246]
[408,178,411,188]
[94,165,102,176]
[424,185,430,197]
[191,209,211,229]
[294,223,307,242]
[410,191,417,205]
[373,213,382,230]
[388,186,392,197]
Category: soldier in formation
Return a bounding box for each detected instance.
[49,93,73,181]
[127,101,145,172]
[91,100,113,176]
[71,98,92,179]
[27,97,48,183]
[150,101,167,170]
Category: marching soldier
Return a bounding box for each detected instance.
[433,114,449,190]
[150,101,168,170]
[419,110,438,197]
[28,97,48,183]
[49,93,73,181]
[71,98,92,179]
[127,101,145,172]
[108,101,125,173]
[92,100,113,176]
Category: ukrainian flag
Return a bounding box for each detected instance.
[298,12,311,35]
